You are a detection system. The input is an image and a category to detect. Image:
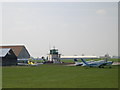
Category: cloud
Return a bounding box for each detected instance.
[96,9,107,15]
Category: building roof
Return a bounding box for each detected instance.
[0,48,11,57]
[61,56,98,59]
[0,45,25,57]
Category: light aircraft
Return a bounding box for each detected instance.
[27,60,40,66]
[74,58,113,68]
[17,60,43,66]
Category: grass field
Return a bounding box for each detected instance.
[2,64,119,88]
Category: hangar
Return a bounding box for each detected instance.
[0,48,17,66]
[0,45,30,59]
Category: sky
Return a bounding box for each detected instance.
[0,2,118,57]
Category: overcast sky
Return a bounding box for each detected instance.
[0,2,118,57]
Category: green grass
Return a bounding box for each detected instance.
[2,64,119,88]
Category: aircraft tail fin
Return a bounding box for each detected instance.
[81,58,90,66]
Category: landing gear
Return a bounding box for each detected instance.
[98,66,101,68]
[99,66,104,68]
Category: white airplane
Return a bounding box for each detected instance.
[74,58,113,68]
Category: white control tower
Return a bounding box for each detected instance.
[47,46,61,63]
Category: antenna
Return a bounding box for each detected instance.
[53,46,55,49]
[49,42,51,50]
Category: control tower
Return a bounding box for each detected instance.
[47,46,61,63]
